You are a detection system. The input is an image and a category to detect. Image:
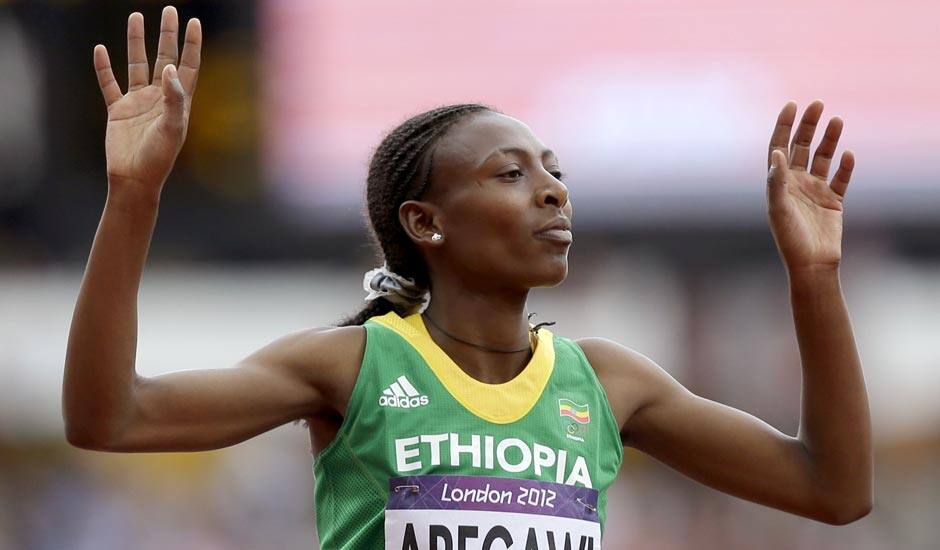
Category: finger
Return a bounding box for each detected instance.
[93,45,123,107]
[127,12,150,91]
[789,100,824,171]
[152,6,180,87]
[178,18,202,95]
[768,101,797,170]
[767,149,790,203]
[160,64,186,134]
[810,117,843,179]
[830,150,855,197]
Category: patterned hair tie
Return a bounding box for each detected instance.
[362,262,430,314]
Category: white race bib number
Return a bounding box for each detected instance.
[385,475,601,549]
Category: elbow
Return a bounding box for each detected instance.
[816,497,873,526]
[65,428,111,451]
[64,420,119,451]
[802,453,874,525]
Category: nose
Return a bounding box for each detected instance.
[537,171,569,209]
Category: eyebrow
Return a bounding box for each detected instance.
[478,147,557,168]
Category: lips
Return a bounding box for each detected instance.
[534,217,573,244]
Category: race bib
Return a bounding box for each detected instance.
[385,475,601,549]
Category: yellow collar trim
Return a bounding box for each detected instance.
[369,310,555,424]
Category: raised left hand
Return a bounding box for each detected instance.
[766,101,854,273]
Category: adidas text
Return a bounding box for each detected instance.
[380,375,429,409]
[379,395,430,408]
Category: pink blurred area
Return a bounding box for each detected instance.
[263,0,940,212]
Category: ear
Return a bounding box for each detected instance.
[399,200,445,247]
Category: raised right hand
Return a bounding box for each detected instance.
[94,7,202,192]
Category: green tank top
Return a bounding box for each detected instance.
[313,310,623,549]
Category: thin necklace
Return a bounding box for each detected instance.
[421,311,552,354]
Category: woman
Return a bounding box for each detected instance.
[63,6,873,548]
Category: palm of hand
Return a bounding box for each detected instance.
[105,86,186,185]
[94,8,201,190]
[766,101,855,272]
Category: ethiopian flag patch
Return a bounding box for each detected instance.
[558,399,590,424]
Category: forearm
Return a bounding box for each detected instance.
[63,183,161,446]
[789,266,872,512]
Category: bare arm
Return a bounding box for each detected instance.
[62,174,159,447]
[581,101,872,526]
[580,269,871,525]
[85,325,363,453]
[64,6,201,447]
[63,7,363,453]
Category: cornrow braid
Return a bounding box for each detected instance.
[336,103,497,327]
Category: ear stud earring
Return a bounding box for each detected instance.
[431,233,443,242]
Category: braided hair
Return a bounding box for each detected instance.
[336,103,496,327]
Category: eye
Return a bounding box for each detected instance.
[499,168,566,181]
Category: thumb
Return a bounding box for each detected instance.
[160,64,186,132]
[766,149,790,202]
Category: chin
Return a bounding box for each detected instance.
[532,257,568,288]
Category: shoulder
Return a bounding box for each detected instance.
[573,336,664,387]
[573,337,688,439]
[262,324,366,371]
[255,324,367,414]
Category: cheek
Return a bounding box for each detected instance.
[449,195,532,252]
[446,195,568,284]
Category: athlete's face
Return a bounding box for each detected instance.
[403,111,573,291]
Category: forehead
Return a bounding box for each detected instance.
[434,112,553,177]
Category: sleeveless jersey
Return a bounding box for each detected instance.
[313,310,623,549]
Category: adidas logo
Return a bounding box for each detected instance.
[379,375,429,409]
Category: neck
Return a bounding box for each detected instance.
[420,275,534,384]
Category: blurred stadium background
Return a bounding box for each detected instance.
[1,0,938,548]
